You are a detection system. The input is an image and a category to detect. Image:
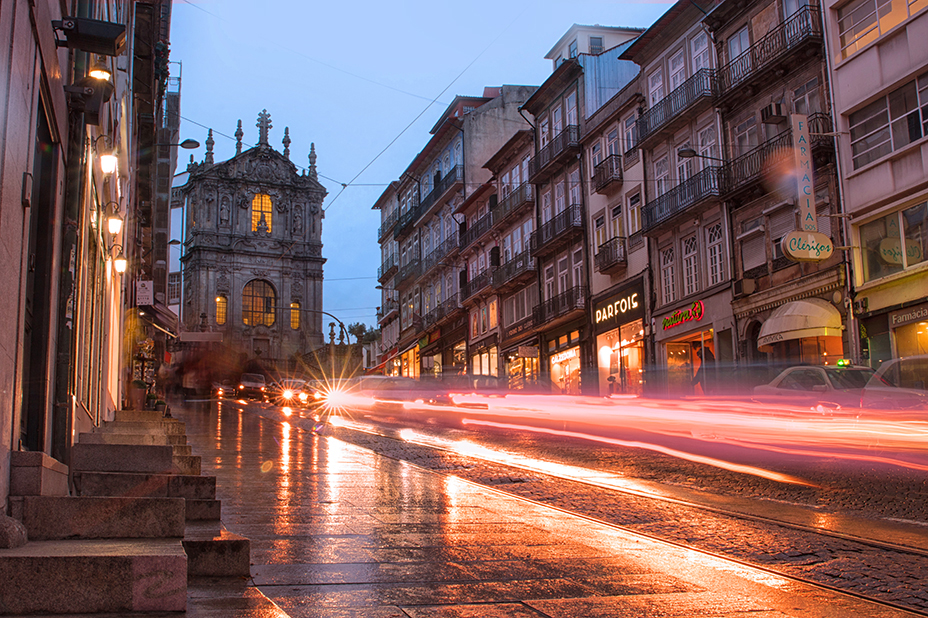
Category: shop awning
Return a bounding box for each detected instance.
[757,298,843,350]
[138,302,179,339]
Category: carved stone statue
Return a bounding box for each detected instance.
[293,206,303,236]
[219,197,230,225]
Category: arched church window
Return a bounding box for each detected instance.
[215,295,228,325]
[251,193,273,233]
[290,301,300,330]
[242,280,276,326]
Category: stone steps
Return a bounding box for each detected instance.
[183,522,250,577]
[78,431,187,446]
[73,471,216,500]
[0,538,187,614]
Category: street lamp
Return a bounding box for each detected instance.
[94,135,117,174]
[112,245,127,273]
[106,201,124,235]
[677,146,725,162]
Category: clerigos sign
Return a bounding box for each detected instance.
[782,114,834,262]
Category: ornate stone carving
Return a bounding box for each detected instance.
[217,273,230,293]
[219,196,230,225]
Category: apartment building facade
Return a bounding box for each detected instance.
[822,0,928,364]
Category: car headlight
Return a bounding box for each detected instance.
[260,386,266,391]
[298,392,309,402]
[217,388,224,396]
[283,389,294,399]
[238,384,244,390]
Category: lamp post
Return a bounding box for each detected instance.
[676,146,725,162]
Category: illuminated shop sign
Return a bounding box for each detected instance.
[550,348,578,364]
[593,281,644,329]
[662,300,704,330]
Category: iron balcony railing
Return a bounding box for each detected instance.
[529,125,580,182]
[592,154,623,193]
[722,112,833,197]
[459,211,494,250]
[594,237,627,272]
[377,254,397,282]
[396,259,421,286]
[421,296,462,329]
[460,270,492,301]
[530,204,583,256]
[723,129,792,197]
[394,195,421,239]
[534,285,587,323]
[378,209,399,240]
[643,166,722,232]
[420,233,458,277]
[492,250,535,288]
[718,6,822,96]
[379,298,399,324]
[492,182,534,225]
[419,165,463,213]
[636,69,718,147]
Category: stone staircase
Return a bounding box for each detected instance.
[0,408,250,615]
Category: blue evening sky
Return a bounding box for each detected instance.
[168,0,672,329]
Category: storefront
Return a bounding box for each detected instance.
[756,297,845,364]
[654,290,734,396]
[592,280,645,397]
[501,316,540,390]
[419,330,442,377]
[470,334,499,381]
[399,343,419,378]
[545,322,584,395]
[861,300,928,367]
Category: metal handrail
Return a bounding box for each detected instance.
[595,236,627,272]
[637,69,718,145]
[460,270,492,301]
[420,165,463,212]
[592,154,623,192]
[492,250,535,287]
[643,166,722,231]
[529,125,580,179]
[718,6,822,93]
[531,204,583,252]
[459,211,494,250]
[535,286,587,322]
[492,182,534,223]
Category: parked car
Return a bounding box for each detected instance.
[861,356,928,410]
[212,379,234,399]
[237,373,268,400]
[752,364,877,410]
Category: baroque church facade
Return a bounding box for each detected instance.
[176,110,326,374]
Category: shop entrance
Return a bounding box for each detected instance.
[666,328,715,396]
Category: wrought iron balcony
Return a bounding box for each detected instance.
[377,254,398,283]
[533,285,587,323]
[394,195,421,240]
[594,237,627,273]
[492,250,535,292]
[528,125,580,183]
[419,165,463,215]
[492,182,534,227]
[722,112,834,200]
[396,259,421,287]
[378,209,399,240]
[420,233,458,278]
[530,204,583,257]
[378,298,399,325]
[459,211,494,251]
[636,69,718,148]
[717,6,822,103]
[421,296,462,330]
[643,166,722,233]
[460,270,492,302]
[592,154,623,193]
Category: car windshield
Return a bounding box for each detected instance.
[825,368,874,390]
[241,373,264,383]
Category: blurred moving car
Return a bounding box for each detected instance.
[212,379,234,399]
[861,355,928,410]
[237,373,268,401]
[753,364,876,409]
[270,378,322,408]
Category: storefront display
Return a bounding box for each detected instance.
[665,328,715,396]
[889,302,928,358]
[592,280,646,396]
[550,345,581,394]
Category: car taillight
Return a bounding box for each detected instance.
[260,386,265,391]
[238,384,244,390]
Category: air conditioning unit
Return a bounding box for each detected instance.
[733,278,756,296]
[761,103,786,125]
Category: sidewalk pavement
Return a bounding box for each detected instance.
[173,401,917,618]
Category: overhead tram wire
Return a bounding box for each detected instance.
[322,6,529,213]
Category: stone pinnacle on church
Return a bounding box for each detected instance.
[235,119,243,155]
[257,109,272,147]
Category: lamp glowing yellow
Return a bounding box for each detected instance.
[113,251,127,273]
[100,152,117,175]
[107,212,123,235]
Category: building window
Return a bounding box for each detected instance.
[654,155,670,197]
[624,114,638,151]
[290,301,300,329]
[627,192,641,235]
[733,116,758,157]
[793,77,821,116]
[839,0,928,59]
[706,222,725,286]
[849,72,928,169]
[168,272,181,305]
[860,200,928,282]
[649,69,664,106]
[566,91,578,126]
[591,141,603,168]
[242,280,276,326]
[590,36,604,55]
[741,231,766,272]
[683,235,699,296]
[607,129,620,156]
[769,208,795,260]
[661,246,676,304]
[594,215,606,249]
[569,39,578,58]
[215,295,227,325]
[698,126,720,168]
[251,193,273,233]
[670,49,686,90]
[692,32,710,71]
[611,204,623,238]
